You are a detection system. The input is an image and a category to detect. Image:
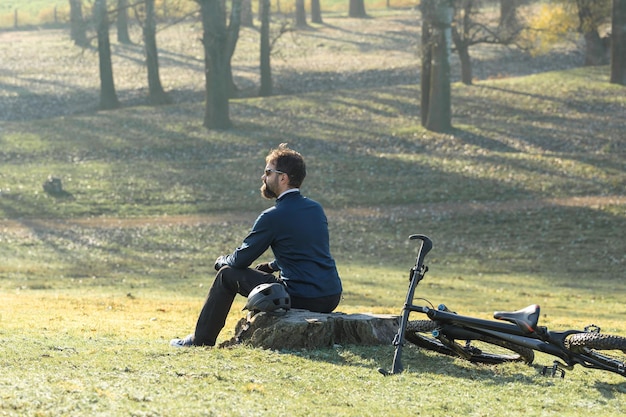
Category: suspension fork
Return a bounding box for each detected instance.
[384,235,433,375]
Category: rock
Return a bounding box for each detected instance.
[42,175,73,198]
[43,176,64,195]
[220,309,400,350]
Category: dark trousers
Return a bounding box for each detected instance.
[193,266,341,346]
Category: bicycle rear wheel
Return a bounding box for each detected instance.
[566,332,626,377]
[405,320,535,365]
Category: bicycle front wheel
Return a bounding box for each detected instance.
[566,332,626,377]
[405,320,535,365]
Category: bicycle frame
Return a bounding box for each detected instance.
[416,307,609,373]
[384,234,623,377]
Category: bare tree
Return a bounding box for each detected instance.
[259,0,272,96]
[421,0,453,133]
[295,0,308,28]
[451,0,523,85]
[241,0,254,27]
[349,0,367,18]
[611,0,626,84]
[197,0,243,129]
[576,0,611,65]
[95,0,120,110]
[141,0,171,104]
[421,8,433,127]
[117,0,132,44]
[259,5,291,96]
[69,0,89,47]
[499,0,519,32]
[452,0,475,85]
[311,0,323,24]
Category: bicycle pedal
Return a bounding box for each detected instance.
[541,361,566,379]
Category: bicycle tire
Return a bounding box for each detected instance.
[405,320,535,365]
[565,332,626,376]
[566,332,626,352]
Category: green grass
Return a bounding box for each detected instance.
[0,0,421,29]
[1,10,626,417]
[0,0,69,27]
[1,69,625,414]
[2,68,624,218]
[1,301,625,416]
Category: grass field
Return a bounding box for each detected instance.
[1,6,625,417]
[0,0,197,27]
[0,0,420,28]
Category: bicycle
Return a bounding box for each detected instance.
[379,234,626,379]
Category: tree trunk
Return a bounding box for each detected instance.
[311,0,323,24]
[198,0,243,129]
[583,30,609,65]
[499,0,518,32]
[453,27,473,85]
[241,0,253,27]
[95,0,120,110]
[421,14,432,127]
[451,0,473,85]
[295,0,308,28]
[611,0,626,84]
[226,1,242,98]
[577,0,610,66]
[144,0,171,104]
[69,0,88,47]
[427,20,453,132]
[259,0,273,96]
[348,0,367,18]
[422,0,453,133]
[117,0,132,44]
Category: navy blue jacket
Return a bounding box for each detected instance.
[222,191,342,299]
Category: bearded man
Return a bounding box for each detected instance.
[170,143,342,347]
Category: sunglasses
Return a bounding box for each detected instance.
[264,168,286,176]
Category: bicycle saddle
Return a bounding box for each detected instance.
[493,304,540,333]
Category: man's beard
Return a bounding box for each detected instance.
[260,182,277,199]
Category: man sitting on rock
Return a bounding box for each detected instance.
[170,143,343,347]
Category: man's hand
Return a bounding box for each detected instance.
[215,255,228,271]
[255,262,275,274]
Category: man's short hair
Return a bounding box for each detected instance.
[266,143,306,188]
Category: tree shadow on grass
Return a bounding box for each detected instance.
[291,343,547,386]
[292,343,626,392]
[593,380,626,398]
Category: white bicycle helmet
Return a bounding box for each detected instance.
[244,283,291,313]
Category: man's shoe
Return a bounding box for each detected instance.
[170,334,195,347]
